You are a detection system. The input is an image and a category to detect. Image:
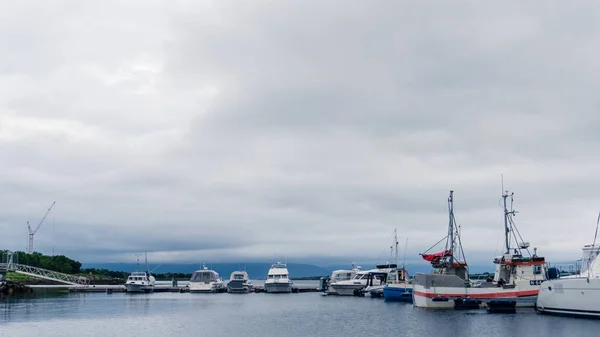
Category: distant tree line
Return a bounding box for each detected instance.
[1,250,82,275]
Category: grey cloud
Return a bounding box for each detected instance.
[0,0,599,269]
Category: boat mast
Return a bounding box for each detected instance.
[394,228,399,267]
[135,253,142,272]
[403,238,408,269]
[145,251,149,273]
[503,191,510,254]
[447,190,455,265]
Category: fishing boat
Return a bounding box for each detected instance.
[382,230,413,302]
[227,270,252,293]
[412,189,547,308]
[264,261,293,293]
[188,264,224,293]
[124,252,156,293]
[536,213,600,318]
[322,263,362,295]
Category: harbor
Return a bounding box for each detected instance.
[2,189,600,319]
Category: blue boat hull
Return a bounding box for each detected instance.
[383,285,413,302]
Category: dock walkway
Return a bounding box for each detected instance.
[64,284,319,293]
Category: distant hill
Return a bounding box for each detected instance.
[82,261,499,279]
[81,262,331,279]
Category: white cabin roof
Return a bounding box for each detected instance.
[268,267,289,275]
[230,271,249,279]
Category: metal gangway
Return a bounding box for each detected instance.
[1,251,89,286]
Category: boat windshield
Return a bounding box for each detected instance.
[268,274,288,279]
[352,273,368,280]
[234,274,245,280]
[191,272,216,282]
[333,272,352,281]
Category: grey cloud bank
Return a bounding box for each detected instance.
[0,1,599,268]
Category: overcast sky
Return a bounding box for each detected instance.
[1,1,599,268]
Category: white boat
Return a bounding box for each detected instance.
[264,261,293,293]
[331,230,404,297]
[188,265,224,293]
[227,270,252,293]
[412,190,548,308]
[361,264,401,297]
[329,270,371,296]
[124,252,156,293]
[536,213,600,318]
[330,264,396,296]
[324,263,362,295]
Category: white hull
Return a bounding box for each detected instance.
[537,278,600,318]
[326,286,339,295]
[330,283,365,296]
[413,284,539,308]
[265,281,293,293]
[125,284,154,293]
[189,282,224,293]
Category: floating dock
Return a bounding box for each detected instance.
[62,284,320,293]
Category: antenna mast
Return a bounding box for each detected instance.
[447,190,455,264]
[27,201,56,254]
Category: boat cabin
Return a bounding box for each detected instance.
[127,271,151,282]
[190,269,221,283]
[267,262,290,280]
[230,271,249,281]
[492,251,547,286]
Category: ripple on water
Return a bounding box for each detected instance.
[1,292,599,337]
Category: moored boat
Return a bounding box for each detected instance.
[382,230,413,302]
[412,190,547,308]
[188,265,224,293]
[124,252,156,293]
[323,263,362,295]
[227,270,252,293]
[536,213,600,318]
[264,261,293,293]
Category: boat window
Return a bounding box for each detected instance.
[533,265,542,275]
[268,275,274,279]
[191,272,215,282]
[234,274,245,280]
[335,273,352,280]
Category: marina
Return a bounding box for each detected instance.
[2,290,600,337]
[2,190,600,319]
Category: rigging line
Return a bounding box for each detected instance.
[456,224,467,267]
[510,216,532,256]
[420,235,449,255]
[593,212,600,248]
[587,212,600,279]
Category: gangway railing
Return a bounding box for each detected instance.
[9,263,89,286]
[1,250,89,286]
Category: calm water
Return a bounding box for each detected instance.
[1,289,599,337]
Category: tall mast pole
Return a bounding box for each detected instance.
[448,190,454,264]
[503,191,510,254]
[394,228,398,267]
